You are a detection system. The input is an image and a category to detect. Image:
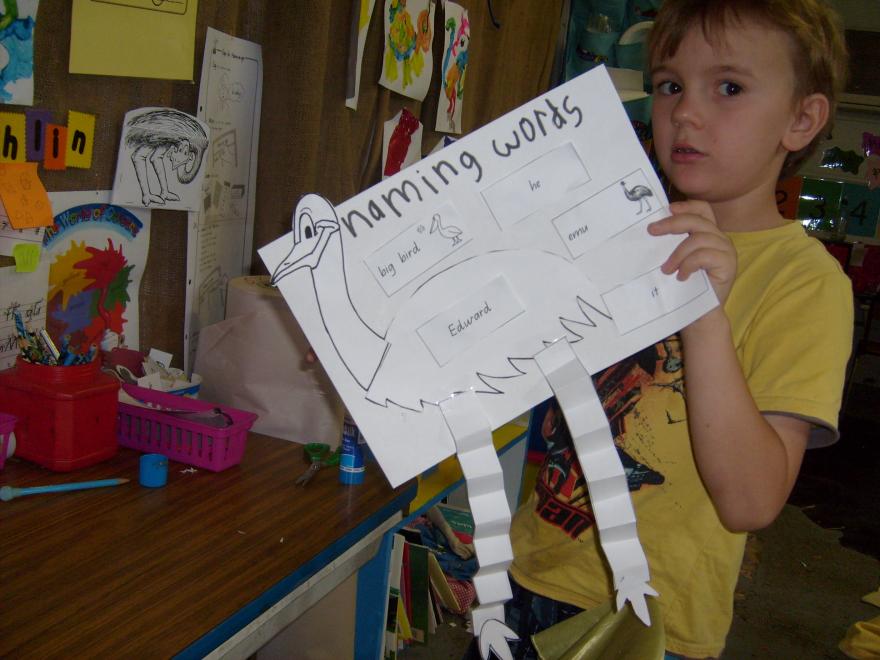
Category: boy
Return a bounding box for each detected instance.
[508,0,853,657]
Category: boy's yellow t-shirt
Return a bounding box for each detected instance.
[509,221,853,658]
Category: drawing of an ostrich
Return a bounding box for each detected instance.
[621,179,654,214]
[270,194,657,657]
[441,14,469,131]
[430,212,462,246]
[125,109,209,207]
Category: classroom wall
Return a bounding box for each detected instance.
[6,1,564,367]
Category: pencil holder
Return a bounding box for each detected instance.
[0,357,120,471]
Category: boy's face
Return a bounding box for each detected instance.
[650,19,799,206]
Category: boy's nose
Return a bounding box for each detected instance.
[671,93,703,128]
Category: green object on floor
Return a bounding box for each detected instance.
[531,597,665,660]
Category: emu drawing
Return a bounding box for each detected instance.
[270,194,657,659]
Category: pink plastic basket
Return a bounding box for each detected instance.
[116,384,257,472]
[0,412,16,470]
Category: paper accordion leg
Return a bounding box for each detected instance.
[440,391,519,660]
[535,339,658,626]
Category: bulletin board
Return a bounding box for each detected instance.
[3,1,565,367]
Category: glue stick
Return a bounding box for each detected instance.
[339,413,365,485]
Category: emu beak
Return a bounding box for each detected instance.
[271,220,338,285]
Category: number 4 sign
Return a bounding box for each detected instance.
[841,182,880,239]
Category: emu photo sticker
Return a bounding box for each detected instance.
[261,67,716,487]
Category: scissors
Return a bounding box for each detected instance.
[294,443,341,486]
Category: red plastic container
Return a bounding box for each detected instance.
[0,411,15,470]
[117,384,257,472]
[0,358,120,471]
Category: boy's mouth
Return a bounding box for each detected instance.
[672,144,702,155]
[670,143,704,163]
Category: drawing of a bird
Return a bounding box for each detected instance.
[429,212,463,246]
[620,180,654,214]
[270,195,613,411]
[441,15,470,131]
[269,194,659,657]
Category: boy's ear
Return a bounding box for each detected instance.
[782,93,830,152]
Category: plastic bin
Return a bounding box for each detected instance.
[0,358,119,471]
[116,384,257,472]
[0,412,15,470]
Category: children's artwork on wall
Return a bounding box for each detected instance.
[797,177,843,234]
[820,146,864,175]
[0,162,51,228]
[0,258,49,370]
[0,0,38,106]
[0,196,43,256]
[382,107,422,178]
[842,182,880,238]
[436,1,469,133]
[346,0,377,110]
[261,68,717,648]
[379,0,435,101]
[775,176,803,220]
[866,155,880,191]
[43,191,150,354]
[69,0,198,80]
[111,107,210,211]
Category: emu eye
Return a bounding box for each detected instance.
[298,210,316,243]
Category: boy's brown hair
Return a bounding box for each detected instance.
[647,0,849,179]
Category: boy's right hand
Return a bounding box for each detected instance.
[647,200,738,306]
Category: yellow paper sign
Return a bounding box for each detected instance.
[13,242,40,272]
[0,112,27,163]
[0,163,53,228]
[66,111,96,169]
[69,0,198,80]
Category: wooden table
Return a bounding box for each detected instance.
[0,432,416,659]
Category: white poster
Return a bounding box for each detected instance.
[260,67,718,487]
[185,28,263,372]
[44,191,150,354]
[0,260,48,370]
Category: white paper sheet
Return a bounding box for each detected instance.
[0,260,48,370]
[535,338,657,625]
[185,28,263,372]
[259,67,717,487]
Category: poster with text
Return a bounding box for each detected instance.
[44,191,150,354]
[260,67,718,487]
[185,28,262,372]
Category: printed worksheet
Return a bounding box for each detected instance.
[0,260,49,370]
[260,67,717,487]
[185,28,262,372]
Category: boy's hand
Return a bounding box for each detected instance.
[648,201,737,306]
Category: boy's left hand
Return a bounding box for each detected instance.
[648,200,737,306]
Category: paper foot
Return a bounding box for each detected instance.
[476,614,519,660]
[616,575,659,626]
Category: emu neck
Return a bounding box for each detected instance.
[312,236,387,390]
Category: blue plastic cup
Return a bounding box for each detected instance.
[139,453,168,488]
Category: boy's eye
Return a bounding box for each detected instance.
[719,82,743,96]
[655,80,681,95]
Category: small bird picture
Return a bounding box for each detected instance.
[621,180,654,214]
[430,213,463,246]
